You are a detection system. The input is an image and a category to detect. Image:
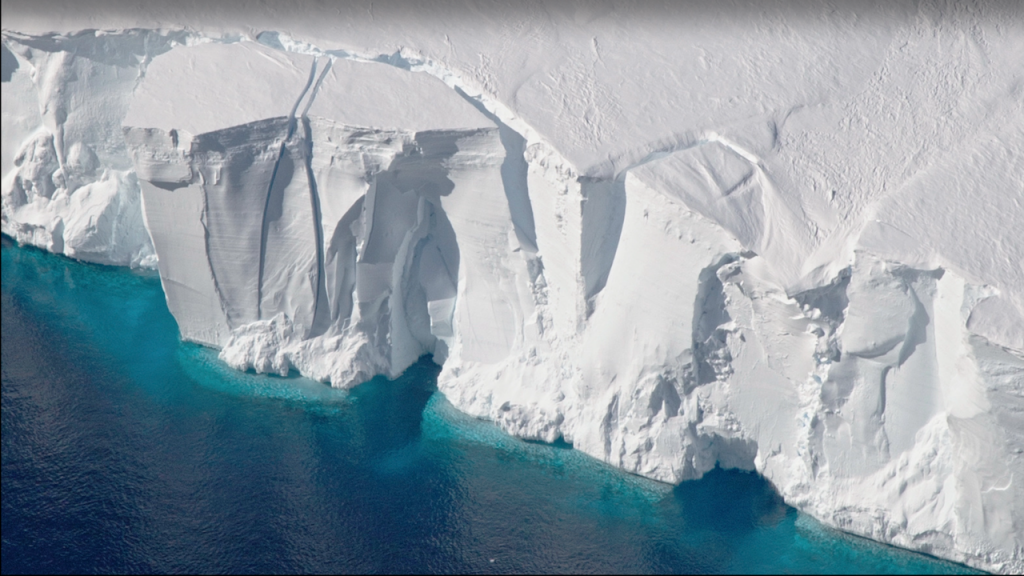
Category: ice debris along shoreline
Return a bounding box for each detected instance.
[3,3,1023,572]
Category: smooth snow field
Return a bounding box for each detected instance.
[1,239,978,575]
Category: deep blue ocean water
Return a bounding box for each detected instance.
[1,238,980,575]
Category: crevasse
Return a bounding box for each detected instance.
[2,26,1023,575]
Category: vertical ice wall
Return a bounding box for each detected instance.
[1,30,194,266]
[122,42,542,387]
[122,42,317,344]
[2,25,1022,573]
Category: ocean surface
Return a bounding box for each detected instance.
[1,238,979,575]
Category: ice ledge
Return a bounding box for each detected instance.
[3,24,1023,574]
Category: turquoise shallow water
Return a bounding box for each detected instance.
[1,238,980,574]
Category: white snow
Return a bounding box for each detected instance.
[3,1,1023,572]
[1,28,200,266]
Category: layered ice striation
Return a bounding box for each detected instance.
[3,9,1023,573]
[122,42,515,385]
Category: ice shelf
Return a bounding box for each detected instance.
[3,2,1023,571]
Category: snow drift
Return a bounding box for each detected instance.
[3,1,1022,572]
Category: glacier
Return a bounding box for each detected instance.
[2,0,1023,572]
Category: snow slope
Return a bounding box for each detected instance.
[3,1,1023,572]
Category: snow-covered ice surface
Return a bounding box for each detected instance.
[3,0,1022,572]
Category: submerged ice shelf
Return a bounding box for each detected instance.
[2,1,1023,572]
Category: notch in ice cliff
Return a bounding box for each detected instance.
[3,10,1024,574]
[124,41,510,385]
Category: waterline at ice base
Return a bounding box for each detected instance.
[2,1,1022,572]
[0,241,982,574]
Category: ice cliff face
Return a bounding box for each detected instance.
[3,1,1023,572]
[123,41,508,384]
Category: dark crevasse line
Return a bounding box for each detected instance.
[257,57,321,320]
[287,57,321,137]
[301,59,334,338]
[301,116,330,339]
[301,57,333,118]
[251,38,545,299]
[200,178,233,333]
[256,141,289,320]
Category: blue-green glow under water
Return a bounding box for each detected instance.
[1,238,980,574]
